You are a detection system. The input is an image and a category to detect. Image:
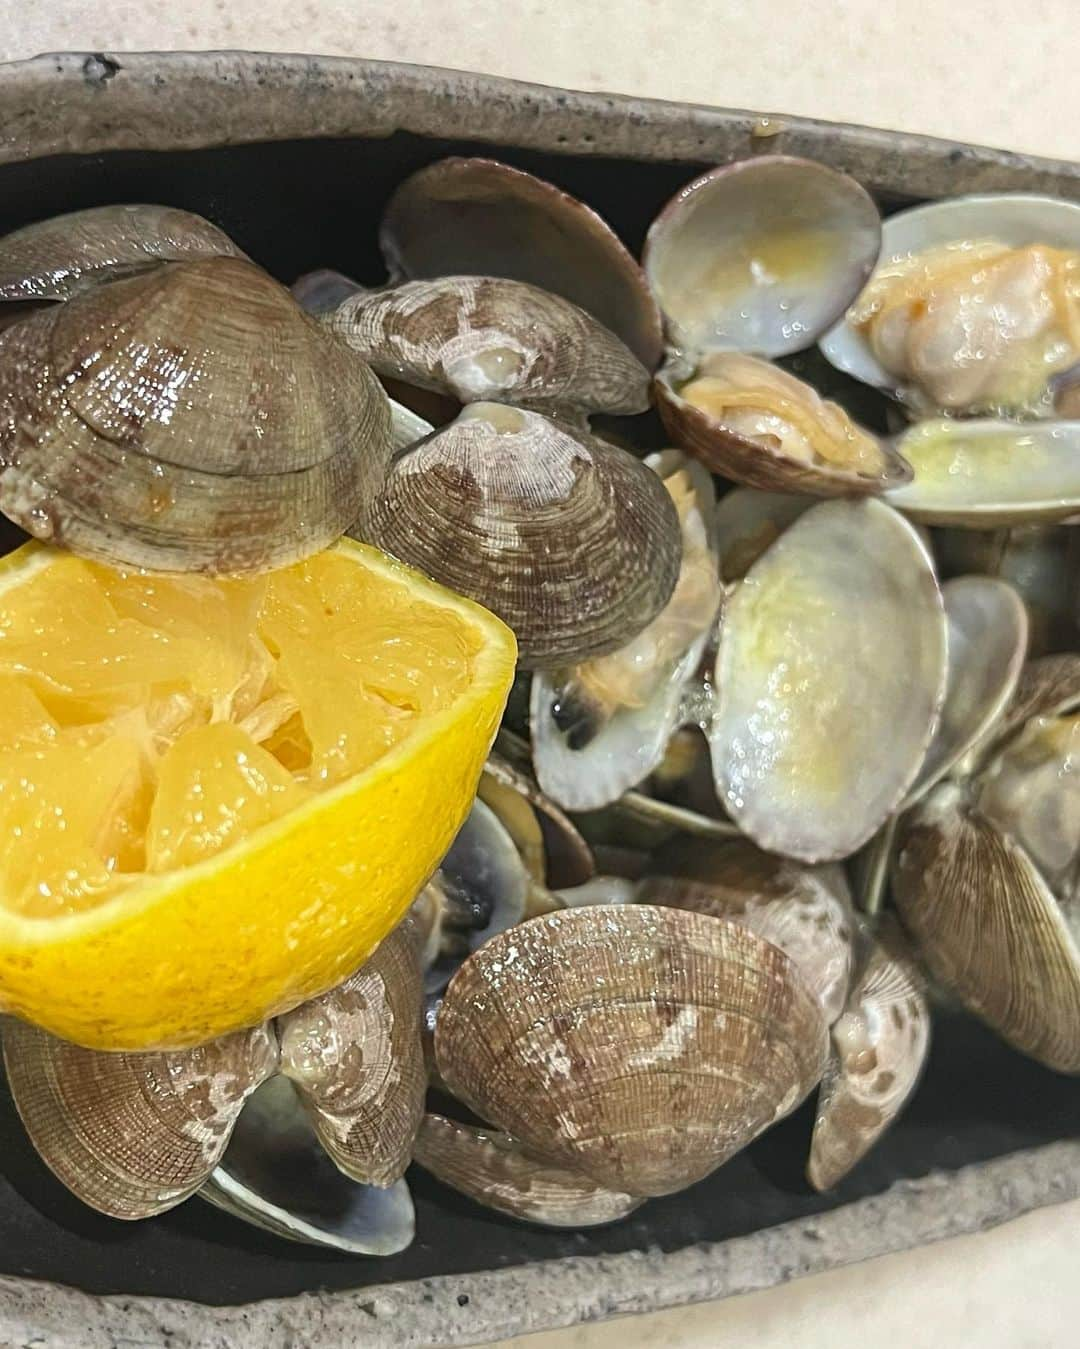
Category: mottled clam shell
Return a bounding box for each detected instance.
[329,275,649,415]
[381,157,662,368]
[907,576,1029,801]
[0,257,392,573]
[886,419,1080,526]
[362,403,682,668]
[892,781,1080,1073]
[202,1075,415,1255]
[435,906,828,1197]
[412,1113,643,1228]
[644,156,881,359]
[0,203,244,301]
[1,1019,278,1219]
[639,837,857,1025]
[655,352,909,497]
[710,498,948,863]
[277,920,425,1187]
[807,918,930,1190]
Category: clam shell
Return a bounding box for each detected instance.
[639,838,857,1025]
[807,918,930,1190]
[2,1019,278,1218]
[0,204,243,301]
[435,906,828,1197]
[202,1075,415,1255]
[277,920,425,1187]
[886,419,1080,526]
[655,352,909,497]
[362,403,682,668]
[291,267,364,315]
[0,257,392,573]
[892,780,1080,1073]
[643,156,881,359]
[530,451,720,810]
[710,498,948,862]
[480,752,594,889]
[329,275,649,415]
[991,652,1080,750]
[820,193,1080,399]
[412,1113,643,1228]
[713,487,813,582]
[907,576,1029,801]
[381,157,662,368]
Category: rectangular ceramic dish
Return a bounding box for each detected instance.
[0,50,1077,1349]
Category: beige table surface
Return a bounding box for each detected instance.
[3,5,1078,1347]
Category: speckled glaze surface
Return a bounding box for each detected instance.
[0,47,1077,1349]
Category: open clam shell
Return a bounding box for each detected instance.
[886,418,1080,526]
[412,1113,643,1228]
[0,204,244,301]
[435,906,828,1197]
[202,1075,415,1255]
[713,486,813,582]
[709,498,948,863]
[893,779,1080,1073]
[820,193,1080,416]
[640,838,857,1026]
[644,156,881,360]
[329,275,649,415]
[807,917,930,1190]
[1,1019,278,1218]
[381,157,661,369]
[479,753,594,889]
[362,403,682,668]
[530,451,720,811]
[654,351,908,496]
[277,919,425,1187]
[0,257,392,572]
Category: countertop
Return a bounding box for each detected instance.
[2,5,1078,1347]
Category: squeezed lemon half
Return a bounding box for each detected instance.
[0,539,516,1050]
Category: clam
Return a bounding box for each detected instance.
[0,257,392,573]
[435,906,828,1197]
[807,917,930,1190]
[893,655,1080,1072]
[713,486,813,582]
[0,203,244,301]
[530,451,721,810]
[2,1019,278,1218]
[291,266,363,315]
[479,752,594,889]
[935,524,1075,656]
[412,1113,643,1228]
[821,193,1080,418]
[381,157,662,367]
[643,157,902,495]
[3,919,427,1241]
[639,837,857,1025]
[709,497,948,862]
[202,1075,415,1256]
[329,276,650,415]
[362,403,682,668]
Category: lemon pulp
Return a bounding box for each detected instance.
[0,551,480,919]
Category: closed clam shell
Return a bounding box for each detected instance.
[330,276,649,415]
[0,203,244,301]
[435,906,828,1197]
[0,257,392,573]
[644,156,881,359]
[892,780,1080,1073]
[277,919,425,1187]
[1,1019,278,1218]
[381,157,662,368]
[710,498,948,862]
[362,403,682,668]
[886,419,1080,526]
[807,917,930,1190]
[655,351,909,496]
[412,1113,643,1228]
[639,837,857,1025]
[202,1074,415,1255]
